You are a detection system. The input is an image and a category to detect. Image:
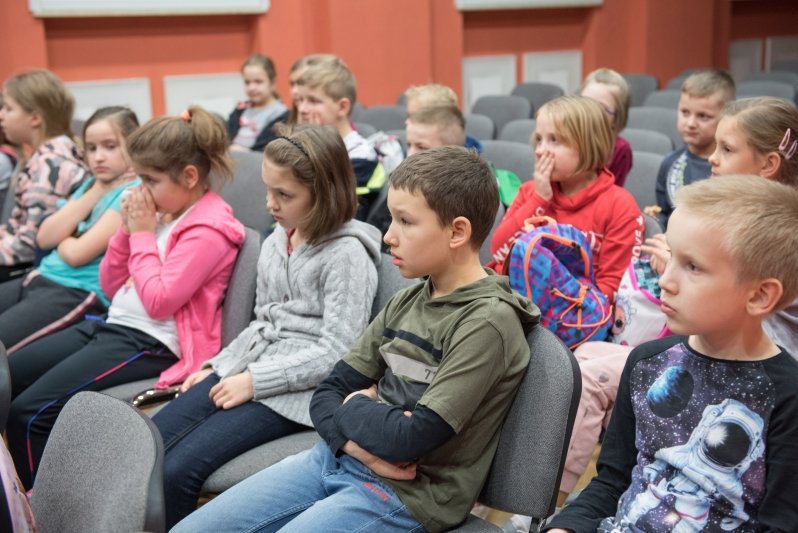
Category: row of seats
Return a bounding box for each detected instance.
[350,68,798,144]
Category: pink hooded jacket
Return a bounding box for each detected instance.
[99,191,245,388]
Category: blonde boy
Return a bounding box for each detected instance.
[173,147,539,533]
[295,60,383,215]
[652,69,735,226]
[406,105,465,156]
[546,175,798,532]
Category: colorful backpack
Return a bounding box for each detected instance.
[506,217,612,349]
[609,256,671,346]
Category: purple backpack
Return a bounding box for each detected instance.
[505,217,612,349]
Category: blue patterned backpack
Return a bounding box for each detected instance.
[505,217,612,348]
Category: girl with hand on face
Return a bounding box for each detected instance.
[6,106,245,490]
[0,106,139,354]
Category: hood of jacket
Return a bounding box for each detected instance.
[550,168,615,212]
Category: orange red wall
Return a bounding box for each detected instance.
[1,0,796,115]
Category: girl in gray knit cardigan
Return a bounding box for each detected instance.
[152,124,382,528]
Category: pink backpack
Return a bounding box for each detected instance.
[609,256,671,346]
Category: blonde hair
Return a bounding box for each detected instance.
[676,175,798,309]
[581,68,630,134]
[721,97,798,188]
[127,105,232,188]
[682,69,736,105]
[535,96,614,175]
[404,84,459,112]
[407,106,465,147]
[264,124,357,244]
[4,69,75,141]
[289,54,340,75]
[296,60,357,111]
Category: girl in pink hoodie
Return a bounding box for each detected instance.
[7,106,245,489]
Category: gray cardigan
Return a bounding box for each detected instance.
[207,219,381,426]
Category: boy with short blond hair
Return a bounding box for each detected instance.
[546,175,798,533]
[651,69,735,226]
[173,146,540,533]
[295,60,383,216]
[406,105,466,156]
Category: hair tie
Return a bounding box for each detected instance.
[277,135,309,159]
[180,109,192,122]
[779,128,797,160]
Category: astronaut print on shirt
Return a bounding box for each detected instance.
[600,343,773,532]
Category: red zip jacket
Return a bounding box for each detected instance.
[489,169,643,301]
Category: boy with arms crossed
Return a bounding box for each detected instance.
[173,146,539,532]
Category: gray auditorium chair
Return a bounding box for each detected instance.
[772,60,798,75]
[472,95,532,138]
[627,107,682,149]
[499,118,536,145]
[736,80,796,102]
[643,213,664,240]
[745,71,798,96]
[0,343,9,432]
[642,89,681,109]
[479,203,505,266]
[102,226,262,403]
[625,151,665,210]
[31,391,166,533]
[350,101,367,122]
[465,113,496,141]
[357,105,408,132]
[621,128,674,155]
[665,68,706,90]
[353,121,377,138]
[511,82,564,114]
[200,252,418,496]
[449,325,581,532]
[481,140,535,183]
[622,73,659,107]
[218,150,273,234]
[396,92,408,106]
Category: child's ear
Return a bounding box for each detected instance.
[760,152,782,181]
[746,278,783,317]
[181,164,201,189]
[337,97,352,119]
[29,111,43,130]
[448,216,473,250]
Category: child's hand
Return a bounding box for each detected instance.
[181,368,214,392]
[534,151,554,201]
[124,186,158,233]
[209,370,254,409]
[641,233,669,275]
[343,384,378,404]
[343,440,417,481]
[643,205,662,217]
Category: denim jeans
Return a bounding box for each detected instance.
[152,374,306,529]
[172,442,426,533]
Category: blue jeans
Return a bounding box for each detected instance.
[152,374,306,529]
[172,442,426,533]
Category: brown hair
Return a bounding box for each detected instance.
[720,97,798,188]
[407,106,466,147]
[82,106,139,146]
[682,69,736,105]
[296,60,357,111]
[127,105,232,188]
[581,68,630,134]
[264,123,357,243]
[4,69,75,141]
[675,174,798,309]
[389,145,498,248]
[535,96,614,175]
[241,53,280,100]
